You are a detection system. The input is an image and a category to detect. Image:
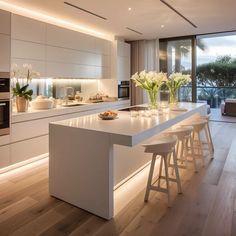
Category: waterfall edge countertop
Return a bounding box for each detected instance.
[49,102,207,220]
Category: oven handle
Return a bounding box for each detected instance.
[0,102,7,106]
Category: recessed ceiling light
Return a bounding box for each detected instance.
[161,24,165,28]
[128,7,132,11]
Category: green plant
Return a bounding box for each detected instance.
[12,82,33,101]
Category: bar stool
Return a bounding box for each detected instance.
[190,113,214,154]
[164,126,198,172]
[199,114,214,154]
[181,119,212,165]
[143,135,182,207]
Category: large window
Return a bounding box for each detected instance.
[196,34,236,108]
[160,33,236,107]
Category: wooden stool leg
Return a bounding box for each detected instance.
[144,154,157,202]
[190,136,198,172]
[158,156,163,188]
[172,149,182,194]
[163,154,171,207]
[197,131,204,166]
[207,122,214,153]
[204,126,213,158]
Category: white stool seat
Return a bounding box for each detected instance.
[143,135,177,154]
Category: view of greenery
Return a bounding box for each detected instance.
[196,55,236,107]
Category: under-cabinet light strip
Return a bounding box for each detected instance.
[0,0,113,40]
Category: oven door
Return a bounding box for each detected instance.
[0,99,10,136]
[0,78,10,99]
[118,86,129,99]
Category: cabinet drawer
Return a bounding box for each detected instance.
[11,135,48,164]
[0,145,10,168]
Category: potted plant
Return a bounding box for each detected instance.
[11,64,40,112]
[131,70,167,109]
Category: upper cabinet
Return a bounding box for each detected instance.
[11,14,46,43]
[0,10,11,72]
[0,9,11,35]
[113,40,130,81]
[10,14,112,79]
[11,14,47,76]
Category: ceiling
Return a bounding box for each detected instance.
[1,0,236,40]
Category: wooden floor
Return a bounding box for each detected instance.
[1,121,236,236]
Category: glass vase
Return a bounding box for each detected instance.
[170,89,178,104]
[160,90,170,108]
[148,90,158,109]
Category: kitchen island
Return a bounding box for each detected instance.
[49,102,207,219]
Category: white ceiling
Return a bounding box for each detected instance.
[2,0,236,40]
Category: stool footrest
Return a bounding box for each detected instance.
[159,176,178,182]
[150,186,168,194]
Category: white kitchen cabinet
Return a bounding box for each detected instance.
[0,9,11,35]
[0,145,10,168]
[46,61,95,78]
[11,58,46,77]
[11,39,46,61]
[46,24,95,53]
[0,34,10,72]
[11,135,48,164]
[114,40,131,81]
[11,14,46,44]
[46,45,96,66]
[95,38,111,55]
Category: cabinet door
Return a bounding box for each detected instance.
[46,24,95,52]
[11,135,48,164]
[11,58,46,77]
[0,145,10,168]
[11,14,46,44]
[11,39,46,60]
[0,34,10,72]
[0,9,11,35]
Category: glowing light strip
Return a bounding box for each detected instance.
[0,0,113,40]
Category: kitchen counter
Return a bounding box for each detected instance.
[11,100,130,123]
[49,102,207,220]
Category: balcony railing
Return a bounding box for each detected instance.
[179,86,236,108]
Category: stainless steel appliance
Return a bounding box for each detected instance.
[0,72,10,136]
[118,81,130,100]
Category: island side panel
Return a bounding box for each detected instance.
[49,124,114,220]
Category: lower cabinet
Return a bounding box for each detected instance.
[10,135,48,164]
[0,101,130,169]
[0,145,10,168]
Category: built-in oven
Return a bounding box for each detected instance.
[0,72,10,136]
[118,81,130,100]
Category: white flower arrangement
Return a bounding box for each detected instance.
[11,64,40,83]
[131,70,167,92]
[165,72,191,103]
[11,64,40,101]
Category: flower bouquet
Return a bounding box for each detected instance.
[131,70,167,109]
[165,73,191,104]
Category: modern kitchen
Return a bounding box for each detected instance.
[0,1,236,235]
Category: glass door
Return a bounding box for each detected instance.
[160,37,195,102]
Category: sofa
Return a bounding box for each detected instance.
[221,99,236,116]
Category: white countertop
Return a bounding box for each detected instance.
[51,102,207,146]
[11,100,130,123]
